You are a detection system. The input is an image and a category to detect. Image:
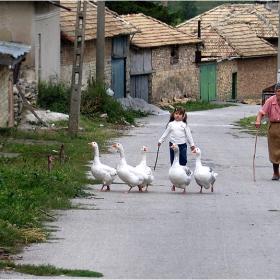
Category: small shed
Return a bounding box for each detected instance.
[262,84,276,105]
[0,41,31,127]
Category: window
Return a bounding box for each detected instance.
[170,45,179,65]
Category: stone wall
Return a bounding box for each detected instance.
[216,60,238,101]
[60,38,113,89]
[214,56,276,101]
[13,75,38,125]
[236,57,276,100]
[150,44,200,103]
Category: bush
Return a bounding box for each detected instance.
[37,79,71,114]
[81,78,136,124]
[37,77,138,125]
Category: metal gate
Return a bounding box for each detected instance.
[200,64,216,101]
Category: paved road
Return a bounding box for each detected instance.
[2,103,280,279]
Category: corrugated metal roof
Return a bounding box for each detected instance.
[177,3,278,60]
[0,41,31,58]
[121,13,202,48]
[60,0,140,42]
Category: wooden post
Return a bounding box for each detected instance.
[8,71,14,127]
[60,144,65,165]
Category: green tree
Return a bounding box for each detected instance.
[168,1,197,25]
[194,1,253,15]
[105,1,182,26]
[179,1,197,21]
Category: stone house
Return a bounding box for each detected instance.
[0,1,61,127]
[59,1,139,99]
[177,3,278,101]
[120,13,202,103]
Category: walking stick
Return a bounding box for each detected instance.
[253,129,259,182]
[154,146,160,171]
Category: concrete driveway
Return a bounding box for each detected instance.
[2,103,280,279]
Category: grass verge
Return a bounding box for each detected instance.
[0,261,103,277]
[172,100,236,112]
[234,115,268,136]
[0,115,122,276]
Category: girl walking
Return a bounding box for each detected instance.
[158,106,195,167]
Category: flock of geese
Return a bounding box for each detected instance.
[88,141,218,194]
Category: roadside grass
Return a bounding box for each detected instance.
[0,99,237,277]
[234,115,268,136]
[0,261,103,277]
[172,100,236,111]
[0,116,122,276]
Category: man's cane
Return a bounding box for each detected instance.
[154,146,160,171]
[253,129,259,182]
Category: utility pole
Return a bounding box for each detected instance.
[68,1,87,137]
[96,0,105,80]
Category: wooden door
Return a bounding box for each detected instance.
[130,75,149,102]
[111,58,125,99]
[111,36,127,99]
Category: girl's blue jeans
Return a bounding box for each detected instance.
[169,142,187,166]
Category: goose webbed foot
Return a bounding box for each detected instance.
[124,187,133,194]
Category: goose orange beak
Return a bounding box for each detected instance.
[88,142,93,146]
[192,149,197,153]
[112,143,117,148]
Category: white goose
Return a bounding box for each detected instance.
[88,141,117,192]
[192,147,218,194]
[135,146,154,192]
[168,143,193,194]
[112,143,148,194]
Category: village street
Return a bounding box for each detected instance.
[2,103,280,279]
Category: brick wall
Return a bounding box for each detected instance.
[61,38,113,89]
[216,56,277,101]
[150,44,200,103]
[0,65,10,127]
[236,57,276,100]
[216,60,238,100]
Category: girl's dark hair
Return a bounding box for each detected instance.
[166,106,187,128]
